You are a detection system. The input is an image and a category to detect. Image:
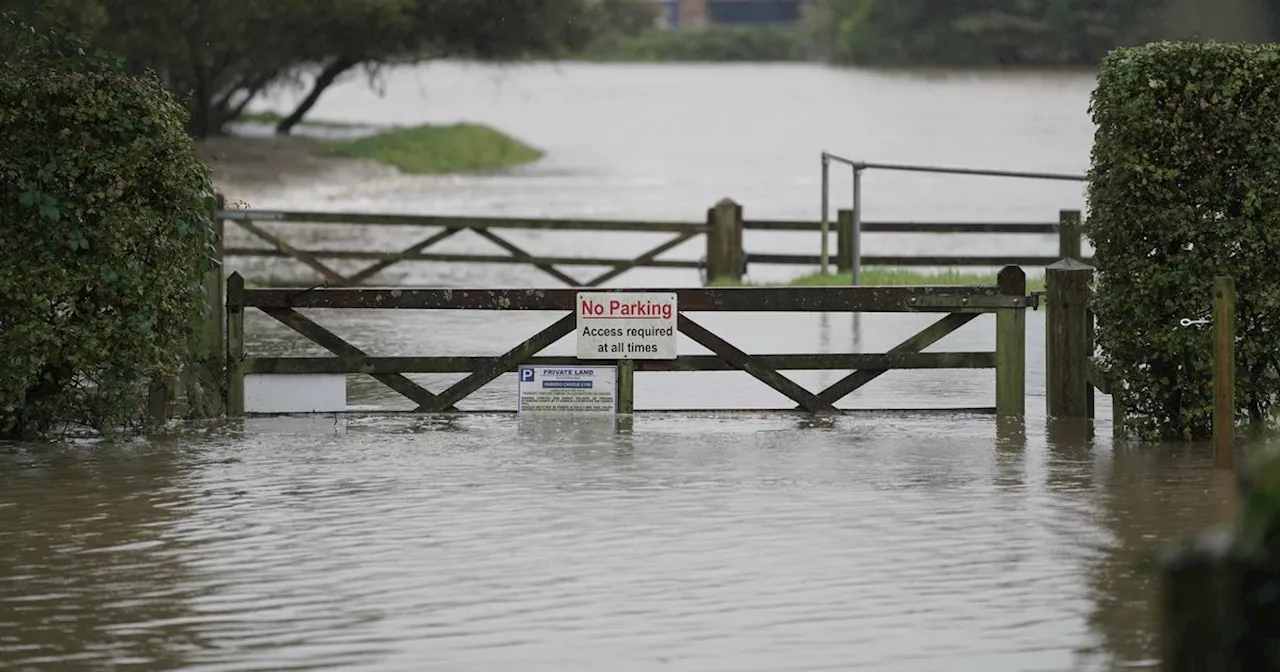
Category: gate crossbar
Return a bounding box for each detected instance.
[226,272,1026,415]
[224,217,702,287]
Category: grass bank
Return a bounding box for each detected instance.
[580,26,812,62]
[232,112,544,174]
[316,124,542,174]
[714,268,1047,291]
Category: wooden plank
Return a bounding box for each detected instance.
[705,199,744,283]
[815,313,980,405]
[422,313,577,411]
[747,253,1086,267]
[226,273,246,416]
[225,248,703,269]
[1045,259,1094,419]
[243,351,998,374]
[345,228,460,285]
[203,195,226,365]
[260,307,439,408]
[837,210,855,274]
[241,285,1021,312]
[473,228,583,287]
[995,266,1027,417]
[1058,210,1083,261]
[584,231,699,287]
[677,314,837,414]
[617,359,635,414]
[1086,302,1096,419]
[242,406,999,416]
[232,219,350,285]
[1212,276,1236,470]
[218,208,1062,235]
[218,208,707,233]
[744,220,1060,234]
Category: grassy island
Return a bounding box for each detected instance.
[233,112,544,174]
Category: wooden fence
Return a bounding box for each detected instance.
[224,266,1030,416]
[1044,261,1238,469]
[215,198,1088,287]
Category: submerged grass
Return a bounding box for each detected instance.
[714,268,1047,291]
[315,123,544,174]
[232,112,543,174]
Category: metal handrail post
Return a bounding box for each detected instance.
[851,165,863,286]
[820,154,831,274]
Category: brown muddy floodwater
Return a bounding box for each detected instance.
[0,62,1241,671]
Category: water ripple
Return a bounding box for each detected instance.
[0,413,1226,671]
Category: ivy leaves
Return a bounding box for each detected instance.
[1,14,216,440]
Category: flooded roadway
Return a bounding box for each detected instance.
[0,62,1236,671]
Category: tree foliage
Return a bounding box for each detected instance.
[1087,42,1280,441]
[0,10,218,440]
[803,0,1274,67]
[0,0,625,137]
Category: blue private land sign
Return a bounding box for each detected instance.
[517,365,618,415]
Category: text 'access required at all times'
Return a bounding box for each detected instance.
[576,292,677,360]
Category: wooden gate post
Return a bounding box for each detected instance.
[203,193,226,364]
[187,192,228,417]
[705,198,743,284]
[1046,258,1094,419]
[226,272,246,417]
[995,266,1027,417]
[617,359,635,414]
[837,209,855,275]
[1058,210,1083,261]
[1213,276,1236,471]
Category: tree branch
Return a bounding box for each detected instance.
[275,55,361,135]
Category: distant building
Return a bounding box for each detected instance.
[649,0,805,30]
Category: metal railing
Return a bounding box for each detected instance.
[819,152,1089,282]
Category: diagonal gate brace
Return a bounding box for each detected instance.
[235,219,350,285]
[345,228,462,285]
[261,307,439,408]
[678,314,837,414]
[812,313,979,407]
[473,228,584,287]
[421,313,578,412]
[584,231,699,287]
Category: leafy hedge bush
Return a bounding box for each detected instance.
[582,26,811,62]
[1087,42,1280,441]
[0,13,218,440]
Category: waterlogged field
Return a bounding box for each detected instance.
[0,63,1227,672]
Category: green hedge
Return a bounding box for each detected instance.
[581,26,811,62]
[1087,42,1280,441]
[0,13,218,440]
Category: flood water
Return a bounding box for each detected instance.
[1,62,1239,671]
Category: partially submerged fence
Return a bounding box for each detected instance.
[215,199,1088,287]
[224,266,1030,416]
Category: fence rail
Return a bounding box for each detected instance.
[215,197,1089,288]
[225,267,1030,416]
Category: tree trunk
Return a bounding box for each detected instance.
[275,56,360,135]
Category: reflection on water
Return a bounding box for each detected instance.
[0,415,1230,671]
